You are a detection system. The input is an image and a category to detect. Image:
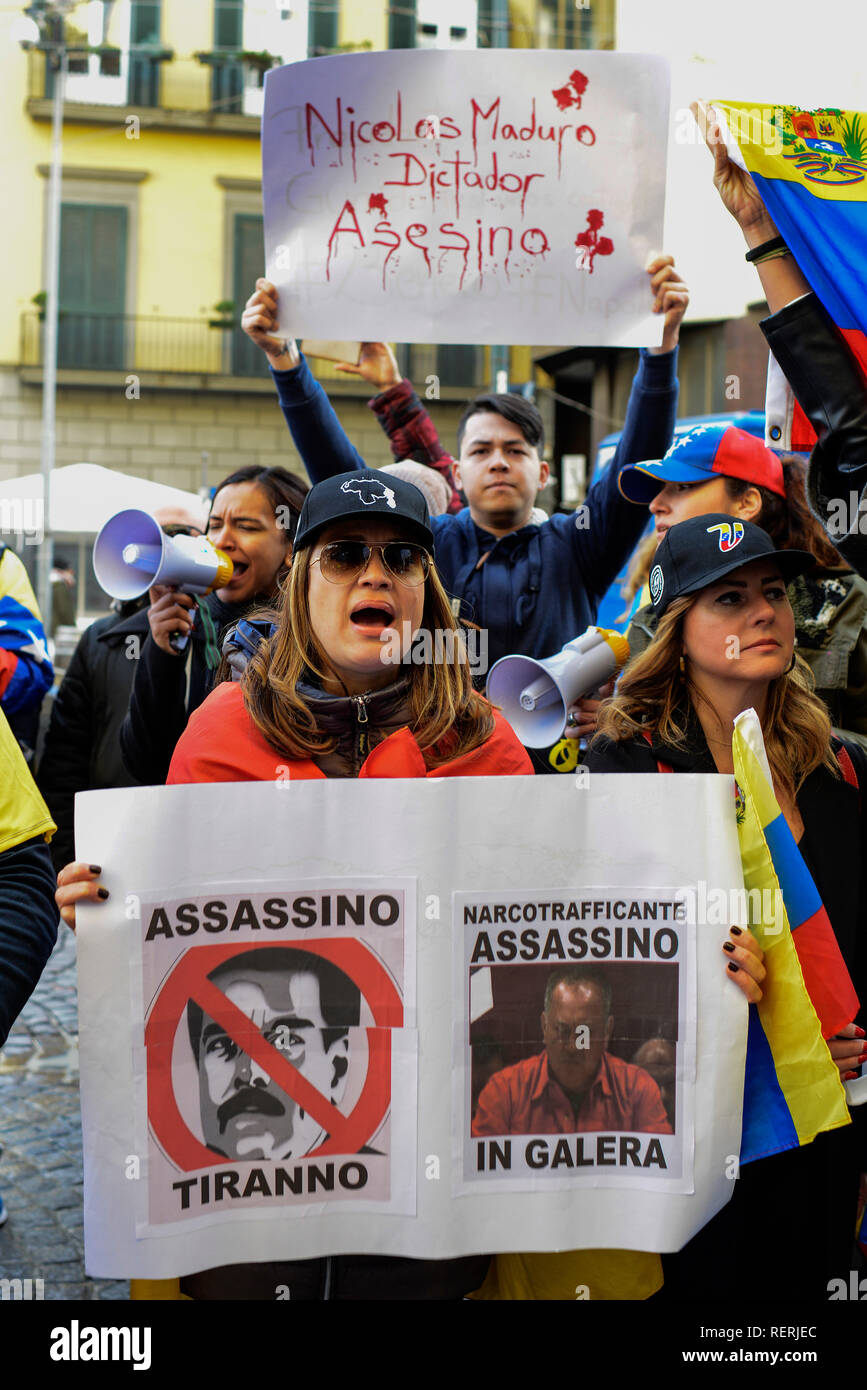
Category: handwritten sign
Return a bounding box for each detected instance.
[262,50,670,346]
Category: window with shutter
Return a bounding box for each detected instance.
[58,205,128,370]
[213,0,244,113]
[308,0,338,55]
[231,213,267,378]
[129,1,162,107]
[388,0,416,50]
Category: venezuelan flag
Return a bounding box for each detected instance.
[712,102,867,374]
[708,101,867,450]
[732,710,854,1164]
[0,547,52,716]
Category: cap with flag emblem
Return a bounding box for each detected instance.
[619,421,786,505]
[649,514,812,617]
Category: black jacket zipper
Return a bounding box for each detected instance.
[351,693,370,766]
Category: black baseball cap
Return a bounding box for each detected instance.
[293,469,435,554]
[648,515,813,617]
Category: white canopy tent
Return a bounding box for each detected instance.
[0,463,208,536]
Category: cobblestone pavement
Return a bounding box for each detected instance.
[0,926,129,1300]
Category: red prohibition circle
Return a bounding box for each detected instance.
[145,940,403,1171]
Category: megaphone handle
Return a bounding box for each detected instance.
[169,599,197,654]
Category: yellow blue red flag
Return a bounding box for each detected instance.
[732,709,854,1164]
[711,100,867,449]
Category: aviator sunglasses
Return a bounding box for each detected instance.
[311,539,431,587]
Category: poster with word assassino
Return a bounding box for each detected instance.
[135,880,416,1232]
[262,49,670,345]
[457,890,693,1193]
[76,775,746,1278]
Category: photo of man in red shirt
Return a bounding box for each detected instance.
[472,966,672,1137]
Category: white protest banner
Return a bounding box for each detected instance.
[76,775,745,1278]
[262,50,670,346]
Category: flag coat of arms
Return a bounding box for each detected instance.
[710,100,867,452]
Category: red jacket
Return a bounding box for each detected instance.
[167,680,533,784]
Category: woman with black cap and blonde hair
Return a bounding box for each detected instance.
[586,513,867,1301]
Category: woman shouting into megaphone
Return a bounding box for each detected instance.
[119,465,308,785]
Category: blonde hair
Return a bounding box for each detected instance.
[594,595,839,798]
[240,546,494,768]
[618,531,658,618]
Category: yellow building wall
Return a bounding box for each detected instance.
[0,2,582,441]
[339,0,387,51]
[1,120,261,363]
[2,52,48,364]
[508,2,536,49]
[161,6,212,111]
[1,3,265,365]
[133,132,259,318]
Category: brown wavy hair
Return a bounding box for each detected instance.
[725,454,846,570]
[595,594,840,799]
[239,546,494,768]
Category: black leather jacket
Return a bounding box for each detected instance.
[760,292,867,575]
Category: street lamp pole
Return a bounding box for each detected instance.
[16,1,77,637]
[37,39,67,638]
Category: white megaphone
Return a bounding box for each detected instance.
[486,627,630,748]
[92,509,233,601]
[93,509,233,652]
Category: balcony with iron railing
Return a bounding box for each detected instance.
[19,311,489,397]
[24,45,268,134]
[19,310,274,389]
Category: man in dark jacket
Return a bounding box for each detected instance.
[242,263,687,771]
[244,264,686,674]
[38,508,205,870]
[38,597,151,871]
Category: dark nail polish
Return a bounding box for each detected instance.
[730,926,743,936]
[727,962,739,973]
[843,1071,857,1081]
[723,941,736,953]
[97,888,109,900]
[89,864,102,874]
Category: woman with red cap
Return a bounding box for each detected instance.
[618,422,867,750]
